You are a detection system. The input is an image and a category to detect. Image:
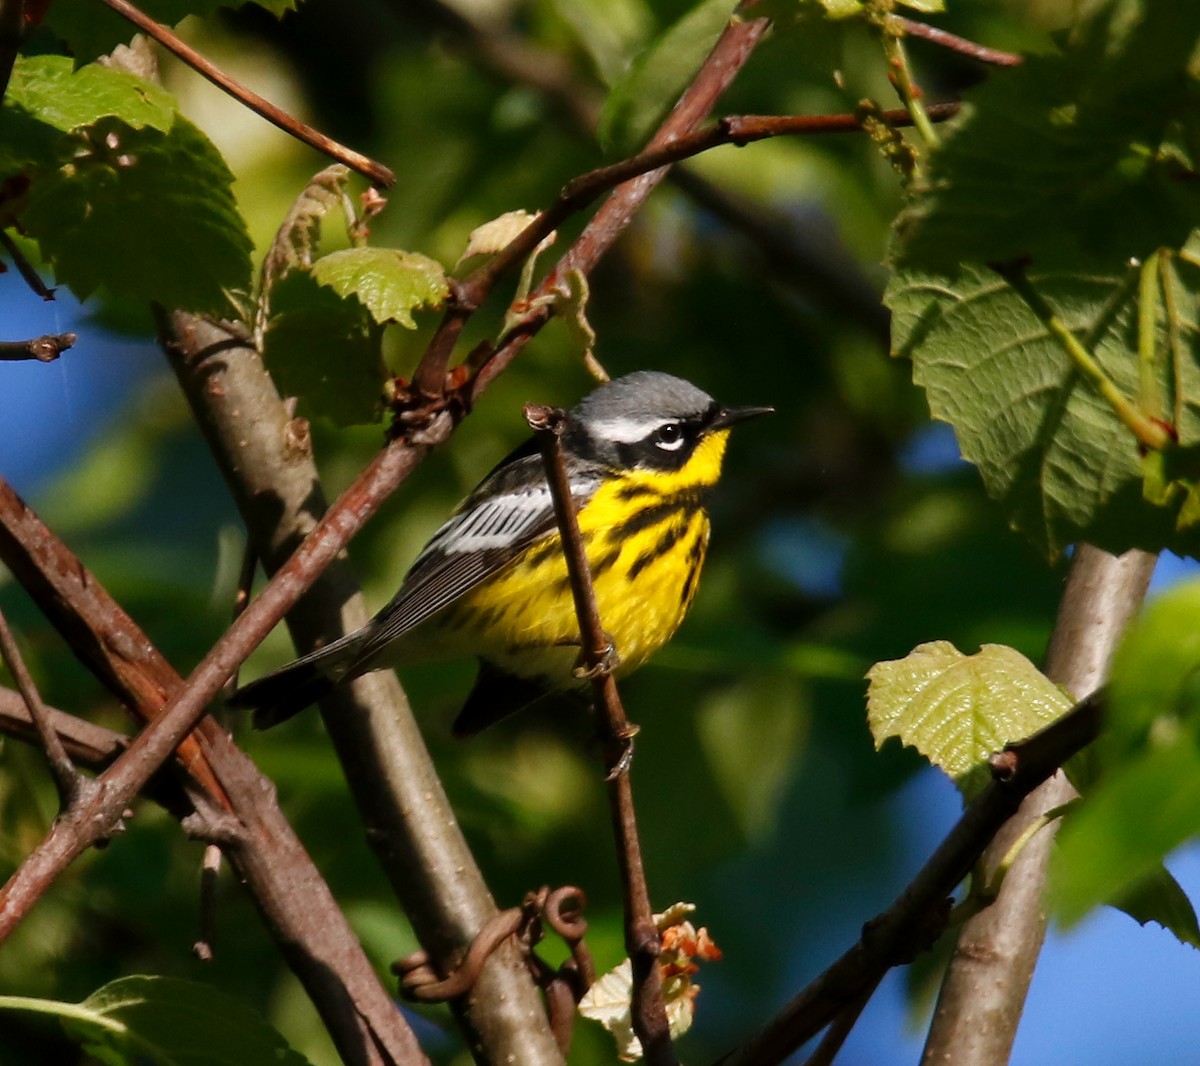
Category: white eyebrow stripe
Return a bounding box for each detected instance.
[586,416,676,443]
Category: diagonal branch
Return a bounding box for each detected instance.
[161,311,565,1066]
[714,687,1107,1066]
[0,606,84,805]
[0,478,427,1066]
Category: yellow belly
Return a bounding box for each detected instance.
[443,502,709,687]
[424,428,729,687]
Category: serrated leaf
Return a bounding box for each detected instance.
[262,270,386,427]
[1050,740,1200,927]
[0,975,312,1066]
[1112,864,1200,949]
[310,246,449,328]
[867,641,1072,797]
[0,55,177,175]
[21,115,252,313]
[597,0,736,155]
[887,256,1200,560]
[893,0,1200,274]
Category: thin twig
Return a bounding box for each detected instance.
[0,333,76,362]
[714,690,1106,1066]
[95,0,395,187]
[891,15,1023,67]
[526,404,675,1066]
[0,607,86,806]
[467,14,773,402]
[193,842,222,961]
[0,231,55,300]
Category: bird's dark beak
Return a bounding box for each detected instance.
[710,404,774,430]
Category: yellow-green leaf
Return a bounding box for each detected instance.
[866,641,1072,797]
[310,247,449,328]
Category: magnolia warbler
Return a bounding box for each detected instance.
[232,371,771,736]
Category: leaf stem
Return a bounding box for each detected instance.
[0,994,128,1036]
[1137,251,1163,419]
[881,26,940,152]
[995,263,1173,452]
[1160,252,1186,433]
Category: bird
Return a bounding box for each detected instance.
[231,371,772,737]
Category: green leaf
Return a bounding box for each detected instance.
[21,115,252,313]
[0,975,313,1065]
[1050,740,1200,928]
[597,0,736,155]
[1112,864,1200,949]
[0,55,176,175]
[310,247,450,328]
[866,641,1073,797]
[262,270,387,426]
[893,0,1200,274]
[887,256,1200,560]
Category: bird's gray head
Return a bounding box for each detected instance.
[565,371,769,471]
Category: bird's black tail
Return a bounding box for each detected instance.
[229,635,362,729]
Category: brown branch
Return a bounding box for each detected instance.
[160,313,564,1065]
[0,687,127,767]
[892,15,1023,67]
[94,0,395,187]
[0,687,201,827]
[0,477,427,1066]
[0,332,76,362]
[714,689,1107,1066]
[468,12,773,401]
[0,606,85,805]
[526,405,674,1065]
[920,545,1156,1065]
[405,0,895,351]
[0,478,228,805]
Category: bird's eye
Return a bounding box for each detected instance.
[654,423,685,451]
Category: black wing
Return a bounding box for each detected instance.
[348,449,602,665]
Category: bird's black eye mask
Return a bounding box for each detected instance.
[615,404,721,472]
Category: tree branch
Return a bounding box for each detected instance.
[714,687,1108,1066]
[0,606,84,805]
[0,478,428,1066]
[159,312,565,1066]
[465,12,773,401]
[920,545,1156,1065]
[0,333,76,362]
[891,15,1023,67]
